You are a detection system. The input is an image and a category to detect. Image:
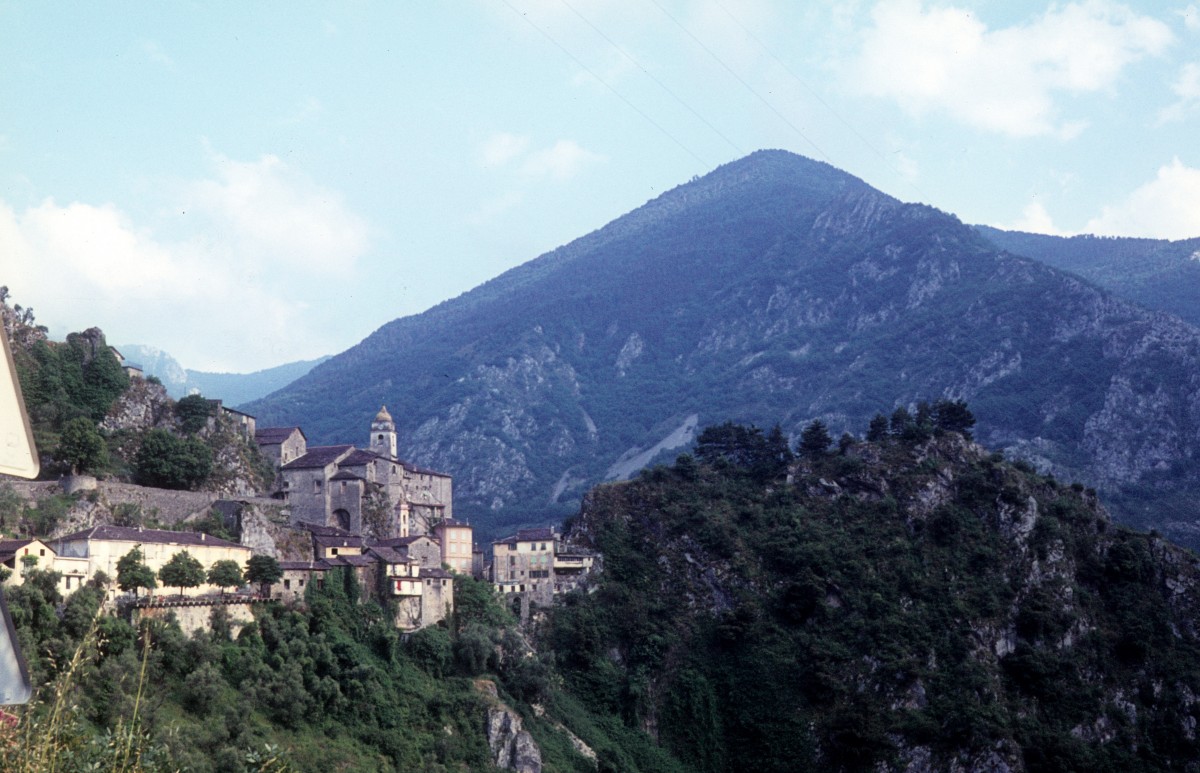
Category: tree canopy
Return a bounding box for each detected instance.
[53,417,108,475]
[134,429,212,490]
[158,550,205,597]
[115,546,157,597]
[175,394,213,435]
[206,559,244,596]
[694,422,793,481]
[246,554,283,596]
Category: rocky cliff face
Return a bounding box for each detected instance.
[247,151,1200,546]
[547,432,1200,771]
[477,679,543,773]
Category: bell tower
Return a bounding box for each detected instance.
[370,405,397,459]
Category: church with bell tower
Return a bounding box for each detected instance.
[260,407,454,541]
[370,405,398,459]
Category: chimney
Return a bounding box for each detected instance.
[201,533,206,541]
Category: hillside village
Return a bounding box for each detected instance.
[1,367,596,634]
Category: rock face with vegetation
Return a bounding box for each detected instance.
[546,424,1200,772]
[246,151,1200,546]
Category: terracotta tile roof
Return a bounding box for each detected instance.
[54,525,243,550]
[281,445,354,470]
[494,527,555,545]
[403,462,450,477]
[279,560,324,571]
[0,539,38,555]
[367,546,408,564]
[341,449,382,466]
[312,533,364,549]
[255,427,305,445]
[321,554,375,568]
[371,535,437,548]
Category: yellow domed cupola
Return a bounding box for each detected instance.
[370,405,397,458]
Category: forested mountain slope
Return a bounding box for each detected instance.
[976,226,1200,329]
[247,151,1200,547]
[548,428,1200,772]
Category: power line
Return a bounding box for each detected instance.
[711,0,931,203]
[558,0,745,157]
[646,0,835,166]
[498,0,712,168]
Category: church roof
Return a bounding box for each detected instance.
[281,445,354,470]
[374,405,393,423]
[255,426,305,445]
[341,448,386,466]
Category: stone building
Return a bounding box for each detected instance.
[1,537,88,596]
[492,527,595,619]
[53,525,252,599]
[434,519,475,575]
[259,407,455,542]
[254,426,307,469]
[270,524,455,630]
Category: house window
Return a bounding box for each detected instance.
[39,549,45,556]
[313,479,322,493]
[299,579,305,587]
[284,579,291,589]
[331,548,338,556]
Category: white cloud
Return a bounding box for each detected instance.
[183,147,370,273]
[140,40,175,69]
[1180,4,1200,30]
[846,0,1174,138]
[1085,158,1200,239]
[468,191,526,225]
[1157,61,1200,123]
[520,140,604,180]
[479,132,531,168]
[998,201,1072,235]
[0,149,372,372]
[281,96,324,125]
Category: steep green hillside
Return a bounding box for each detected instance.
[3,568,675,772]
[976,226,1200,328]
[548,425,1200,772]
[246,151,1200,547]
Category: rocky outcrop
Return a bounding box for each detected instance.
[476,680,542,773]
[101,377,174,434]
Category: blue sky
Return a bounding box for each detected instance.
[2,0,1198,372]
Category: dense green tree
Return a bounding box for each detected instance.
[175,394,213,435]
[245,554,283,596]
[206,559,244,597]
[115,545,157,597]
[158,550,205,597]
[866,413,890,442]
[694,422,792,480]
[53,416,108,474]
[934,398,976,439]
[134,429,212,490]
[889,406,914,438]
[798,420,832,460]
